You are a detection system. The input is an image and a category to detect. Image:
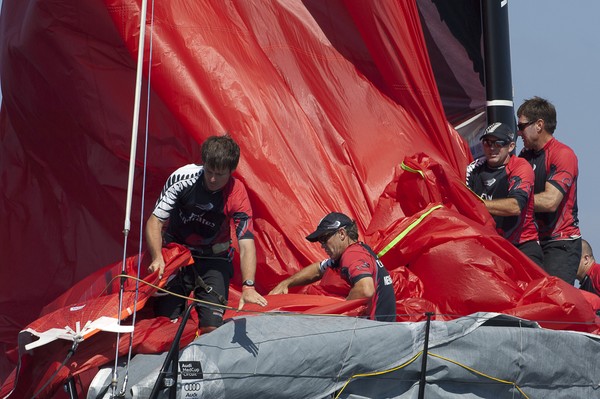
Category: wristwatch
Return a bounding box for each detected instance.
[242,279,255,287]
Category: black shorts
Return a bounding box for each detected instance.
[155,257,233,328]
[540,238,582,284]
[516,240,544,268]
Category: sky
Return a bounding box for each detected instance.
[509,1,600,249]
[0,0,597,244]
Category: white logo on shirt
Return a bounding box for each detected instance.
[179,210,216,227]
[195,203,214,211]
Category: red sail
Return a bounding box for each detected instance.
[1,0,598,397]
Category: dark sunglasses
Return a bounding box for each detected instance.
[481,138,509,149]
[317,230,339,244]
[517,120,536,131]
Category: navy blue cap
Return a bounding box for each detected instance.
[481,122,515,142]
[306,212,353,242]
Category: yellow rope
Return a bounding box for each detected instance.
[108,274,355,317]
[111,274,233,310]
[428,352,530,398]
[334,351,423,398]
[400,162,425,178]
[464,182,486,202]
[334,350,530,398]
[377,204,442,258]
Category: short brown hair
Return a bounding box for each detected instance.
[343,222,359,241]
[201,134,240,171]
[517,97,557,134]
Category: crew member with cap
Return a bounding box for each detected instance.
[466,122,543,266]
[269,212,396,322]
[517,97,581,284]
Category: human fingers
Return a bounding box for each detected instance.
[250,292,268,307]
[268,284,287,295]
[237,297,246,311]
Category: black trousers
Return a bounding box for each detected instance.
[516,240,544,268]
[540,238,582,284]
[155,257,233,328]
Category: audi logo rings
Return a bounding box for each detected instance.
[183,382,202,391]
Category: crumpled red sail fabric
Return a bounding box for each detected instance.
[1,0,599,397]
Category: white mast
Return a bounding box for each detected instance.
[112,0,151,395]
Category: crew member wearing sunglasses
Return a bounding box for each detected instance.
[466,122,543,266]
[517,97,581,284]
[269,212,396,322]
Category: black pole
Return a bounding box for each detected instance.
[417,312,434,399]
[149,303,196,399]
[64,376,78,399]
[482,0,515,130]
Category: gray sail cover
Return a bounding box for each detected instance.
[88,312,600,398]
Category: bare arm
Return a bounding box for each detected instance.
[269,262,323,295]
[346,277,375,300]
[238,238,257,283]
[146,214,166,278]
[483,197,521,217]
[534,182,564,213]
[238,238,267,310]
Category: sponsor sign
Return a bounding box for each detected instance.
[179,361,203,379]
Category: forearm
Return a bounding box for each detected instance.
[534,192,560,212]
[534,182,563,212]
[483,198,521,216]
[283,263,322,288]
[145,214,166,276]
[239,239,257,282]
[237,238,267,308]
[346,278,375,300]
[146,215,165,261]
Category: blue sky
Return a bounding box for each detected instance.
[0,0,597,247]
[509,1,600,249]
